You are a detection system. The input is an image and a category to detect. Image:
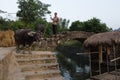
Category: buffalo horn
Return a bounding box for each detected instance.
[28,31,36,36]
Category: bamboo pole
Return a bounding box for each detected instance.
[110,57,120,62]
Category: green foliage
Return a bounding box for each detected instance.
[59,18,70,29]
[58,18,70,32]
[70,20,84,31]
[34,18,52,37]
[62,40,82,46]
[17,0,51,26]
[70,17,112,33]
[44,22,52,37]
[10,20,25,30]
[0,17,12,30]
[34,18,47,30]
[83,18,111,33]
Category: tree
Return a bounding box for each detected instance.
[58,18,70,32]
[10,20,25,31]
[70,17,112,33]
[83,17,111,33]
[17,0,51,26]
[0,17,12,30]
[59,18,70,29]
[69,20,84,31]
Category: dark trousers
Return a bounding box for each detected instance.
[52,24,57,35]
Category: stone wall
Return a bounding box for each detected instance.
[0,47,18,80]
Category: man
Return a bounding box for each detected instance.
[51,12,59,35]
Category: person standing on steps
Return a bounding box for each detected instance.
[50,12,59,36]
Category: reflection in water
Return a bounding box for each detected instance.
[54,40,90,80]
[55,51,90,80]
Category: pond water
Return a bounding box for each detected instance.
[54,49,90,80]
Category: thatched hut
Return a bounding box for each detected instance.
[84,31,120,78]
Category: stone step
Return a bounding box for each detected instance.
[20,63,59,72]
[14,51,63,80]
[22,70,62,80]
[15,53,56,59]
[14,71,25,80]
[27,76,63,80]
[15,77,25,80]
[15,69,63,80]
[17,58,57,65]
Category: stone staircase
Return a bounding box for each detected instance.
[14,51,63,80]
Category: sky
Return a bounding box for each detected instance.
[0,0,120,29]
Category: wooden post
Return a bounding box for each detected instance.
[106,46,110,73]
[107,46,110,55]
[113,45,117,71]
[99,45,103,63]
[113,45,117,80]
[88,48,92,77]
[99,45,102,74]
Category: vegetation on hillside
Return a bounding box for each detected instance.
[0,0,113,35]
[70,17,112,33]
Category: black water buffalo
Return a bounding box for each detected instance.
[14,29,41,53]
[35,24,44,33]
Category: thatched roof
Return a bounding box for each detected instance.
[84,31,120,47]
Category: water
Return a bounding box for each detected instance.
[55,51,90,80]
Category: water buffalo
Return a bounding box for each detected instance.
[14,29,41,53]
[35,24,44,34]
